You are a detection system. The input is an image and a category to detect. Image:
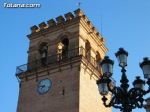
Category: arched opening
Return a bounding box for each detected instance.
[39,42,48,65]
[57,37,69,60]
[96,51,101,70]
[62,38,69,57]
[85,40,91,61]
[57,42,64,61]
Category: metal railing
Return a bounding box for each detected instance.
[16,47,100,75]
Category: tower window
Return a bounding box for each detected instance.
[96,51,101,70]
[39,42,48,65]
[62,88,65,96]
[85,40,91,62]
[57,42,64,61]
[62,38,69,58]
[57,37,69,60]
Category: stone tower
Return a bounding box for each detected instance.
[16,9,111,112]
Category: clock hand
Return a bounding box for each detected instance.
[42,85,46,88]
[39,85,45,89]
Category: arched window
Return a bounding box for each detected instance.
[57,42,64,61]
[96,51,101,70]
[39,42,48,65]
[62,38,69,58]
[57,37,69,60]
[85,40,91,61]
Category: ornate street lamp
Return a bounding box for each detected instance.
[97,48,150,112]
[140,57,150,79]
[100,56,114,77]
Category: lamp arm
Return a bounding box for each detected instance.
[110,95,123,110]
[112,104,123,110]
[144,79,150,94]
[102,95,122,109]
[103,102,111,107]
[102,96,111,107]
[137,98,144,108]
[112,86,123,96]
[144,87,150,95]
[128,88,145,109]
[110,87,125,105]
[128,88,135,96]
[128,88,137,108]
[131,103,137,109]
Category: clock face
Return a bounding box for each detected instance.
[37,79,52,95]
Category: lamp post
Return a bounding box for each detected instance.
[97,48,150,112]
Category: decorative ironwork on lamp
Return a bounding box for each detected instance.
[97,48,150,112]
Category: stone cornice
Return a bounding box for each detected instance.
[79,16,107,54]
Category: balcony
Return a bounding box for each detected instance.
[16,47,101,76]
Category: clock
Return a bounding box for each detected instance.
[37,79,52,95]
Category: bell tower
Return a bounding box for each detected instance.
[16,9,111,112]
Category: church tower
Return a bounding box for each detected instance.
[16,9,111,112]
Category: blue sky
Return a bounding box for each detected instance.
[0,0,150,112]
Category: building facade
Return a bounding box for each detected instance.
[16,9,111,112]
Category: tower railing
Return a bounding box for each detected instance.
[16,47,101,75]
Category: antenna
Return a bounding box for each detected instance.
[77,2,81,9]
[100,16,103,37]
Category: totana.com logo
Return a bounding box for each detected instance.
[4,2,41,8]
